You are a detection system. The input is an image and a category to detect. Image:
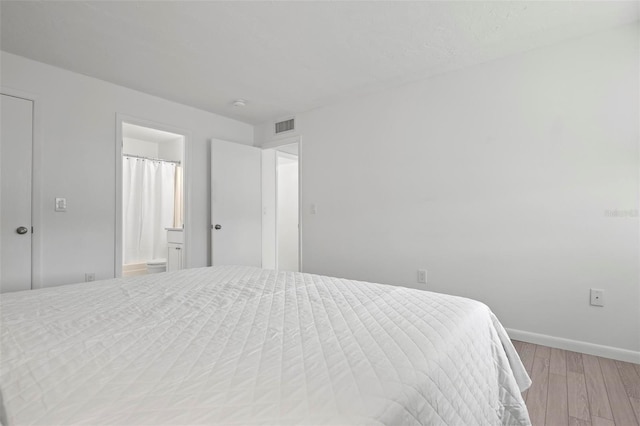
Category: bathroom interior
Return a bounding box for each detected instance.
[122,123,184,276]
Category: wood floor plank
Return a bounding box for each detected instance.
[599,357,639,426]
[519,342,537,374]
[616,360,640,399]
[569,417,591,426]
[551,348,567,376]
[547,373,569,426]
[517,341,537,401]
[535,344,551,360]
[590,416,615,426]
[567,351,585,374]
[568,371,591,422]
[513,340,523,352]
[527,355,550,426]
[630,397,640,424]
[510,341,640,426]
[582,354,613,421]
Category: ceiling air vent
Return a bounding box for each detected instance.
[275,118,295,134]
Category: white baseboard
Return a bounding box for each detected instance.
[506,328,640,364]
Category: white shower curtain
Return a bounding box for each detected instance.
[123,156,176,264]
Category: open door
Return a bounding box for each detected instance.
[210,139,261,266]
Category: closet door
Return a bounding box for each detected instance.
[210,139,261,267]
[1,94,33,292]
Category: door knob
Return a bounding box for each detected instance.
[16,226,28,235]
[214,224,222,230]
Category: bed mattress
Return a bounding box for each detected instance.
[1,266,531,425]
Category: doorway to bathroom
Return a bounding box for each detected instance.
[115,117,187,277]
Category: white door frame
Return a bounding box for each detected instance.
[261,136,303,272]
[275,150,299,272]
[114,114,191,277]
[1,87,43,289]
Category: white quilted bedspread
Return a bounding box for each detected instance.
[1,266,531,425]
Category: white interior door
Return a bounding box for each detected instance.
[1,94,33,292]
[210,139,261,266]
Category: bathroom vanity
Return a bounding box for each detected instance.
[166,228,184,272]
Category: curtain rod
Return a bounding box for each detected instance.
[123,154,181,165]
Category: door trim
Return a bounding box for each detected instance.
[261,135,300,150]
[1,87,42,289]
[275,150,300,272]
[298,137,303,272]
[114,113,191,277]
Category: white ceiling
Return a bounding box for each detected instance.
[1,1,637,125]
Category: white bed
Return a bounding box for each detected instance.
[1,266,531,425]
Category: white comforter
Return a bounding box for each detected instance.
[1,266,531,425]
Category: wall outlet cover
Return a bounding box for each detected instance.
[590,288,604,307]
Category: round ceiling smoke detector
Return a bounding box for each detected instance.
[232,99,247,108]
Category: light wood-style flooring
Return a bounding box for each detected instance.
[512,340,640,426]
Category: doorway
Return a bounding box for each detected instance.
[115,116,188,277]
[261,143,300,271]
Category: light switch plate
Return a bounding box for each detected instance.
[55,198,67,212]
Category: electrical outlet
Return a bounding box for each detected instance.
[417,269,427,284]
[85,273,95,282]
[590,288,604,307]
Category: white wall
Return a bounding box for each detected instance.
[1,51,253,287]
[122,137,159,158]
[292,24,640,354]
[123,137,183,162]
[277,154,299,272]
[158,137,184,162]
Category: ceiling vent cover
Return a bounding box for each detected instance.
[275,118,295,134]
